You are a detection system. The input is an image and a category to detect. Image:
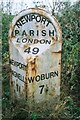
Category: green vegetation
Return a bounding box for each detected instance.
[2,14,13,64]
[2,1,80,120]
[58,1,80,105]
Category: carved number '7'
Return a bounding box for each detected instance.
[39,85,44,94]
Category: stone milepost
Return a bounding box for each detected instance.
[9,8,62,110]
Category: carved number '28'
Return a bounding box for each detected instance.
[24,47,39,54]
